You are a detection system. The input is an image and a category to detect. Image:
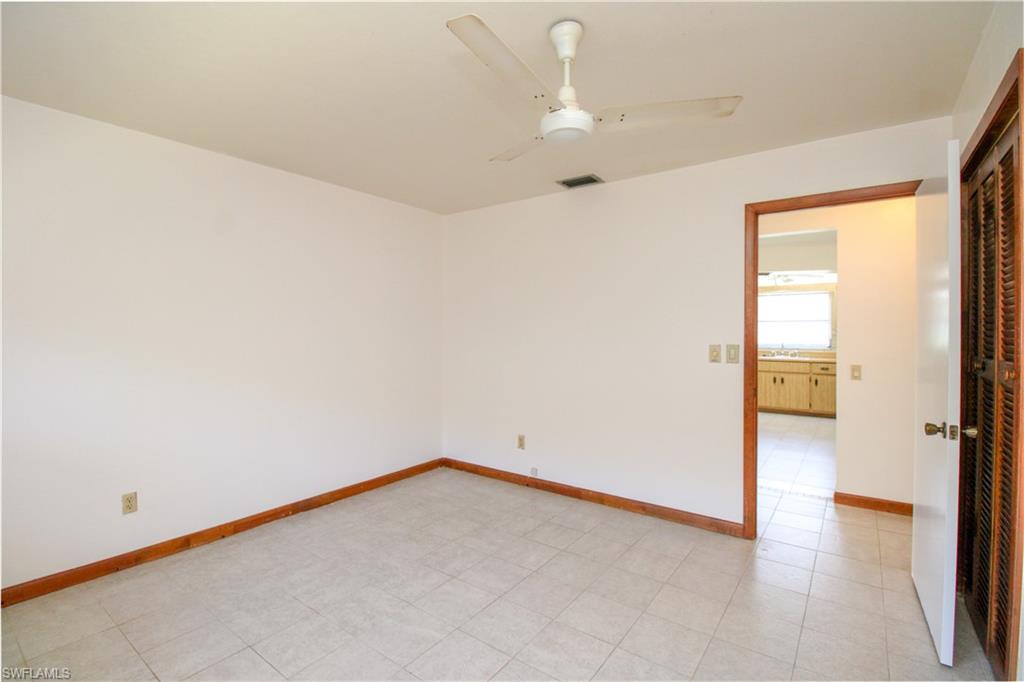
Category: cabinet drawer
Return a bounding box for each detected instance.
[758,360,810,374]
[811,363,836,375]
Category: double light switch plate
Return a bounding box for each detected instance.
[710,344,740,363]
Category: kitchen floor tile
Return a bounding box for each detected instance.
[614,546,681,582]
[503,573,582,619]
[252,615,351,678]
[491,658,555,681]
[713,603,801,663]
[461,598,550,656]
[556,591,641,644]
[413,578,496,627]
[593,648,682,681]
[406,630,508,681]
[619,613,710,678]
[795,627,888,681]
[646,585,726,634]
[588,567,662,611]
[292,637,400,681]
[668,559,740,602]
[692,638,793,680]
[190,648,283,681]
[27,628,154,682]
[141,622,246,681]
[516,622,614,681]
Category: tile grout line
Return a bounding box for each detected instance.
[111,621,161,682]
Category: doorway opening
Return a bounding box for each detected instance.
[742,180,922,539]
[741,49,1023,681]
[756,231,838,500]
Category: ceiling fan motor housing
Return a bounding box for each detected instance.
[541,108,595,143]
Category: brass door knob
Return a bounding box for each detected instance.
[924,422,947,437]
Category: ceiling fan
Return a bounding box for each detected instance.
[446,14,742,161]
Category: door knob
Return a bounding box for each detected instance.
[924,422,947,437]
[962,426,978,439]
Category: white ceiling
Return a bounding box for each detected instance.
[2,2,993,214]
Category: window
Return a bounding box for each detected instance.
[758,291,833,349]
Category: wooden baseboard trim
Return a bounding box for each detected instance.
[834,491,913,516]
[0,458,445,607]
[441,458,745,537]
[2,455,746,607]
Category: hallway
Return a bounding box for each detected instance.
[758,413,836,498]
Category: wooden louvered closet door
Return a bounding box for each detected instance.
[960,113,1021,680]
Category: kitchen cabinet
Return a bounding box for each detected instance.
[757,359,836,417]
[809,372,836,414]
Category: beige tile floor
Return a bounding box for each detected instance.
[1,468,995,681]
[758,413,836,497]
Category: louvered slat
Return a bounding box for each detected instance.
[960,189,981,594]
[991,145,1018,669]
[972,171,999,641]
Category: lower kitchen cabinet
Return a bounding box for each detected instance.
[810,373,836,414]
[757,359,836,417]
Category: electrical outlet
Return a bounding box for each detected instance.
[530,467,538,477]
[709,344,722,363]
[517,434,526,450]
[851,364,863,380]
[726,344,740,364]
[122,492,138,515]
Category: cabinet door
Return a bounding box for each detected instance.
[810,374,836,414]
[765,372,786,403]
[777,373,810,411]
[757,372,775,409]
[759,372,786,408]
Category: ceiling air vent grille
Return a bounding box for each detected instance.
[557,174,604,189]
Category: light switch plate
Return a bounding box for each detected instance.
[709,344,722,363]
[851,364,862,380]
[726,344,740,364]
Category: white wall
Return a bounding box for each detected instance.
[759,232,838,273]
[952,2,1023,147]
[2,98,444,586]
[761,199,917,503]
[2,97,957,587]
[443,116,951,523]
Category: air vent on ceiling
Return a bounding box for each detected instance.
[557,174,604,189]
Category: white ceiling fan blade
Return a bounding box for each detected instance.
[596,96,742,133]
[447,14,558,114]
[489,136,543,162]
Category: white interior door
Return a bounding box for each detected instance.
[912,139,961,666]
